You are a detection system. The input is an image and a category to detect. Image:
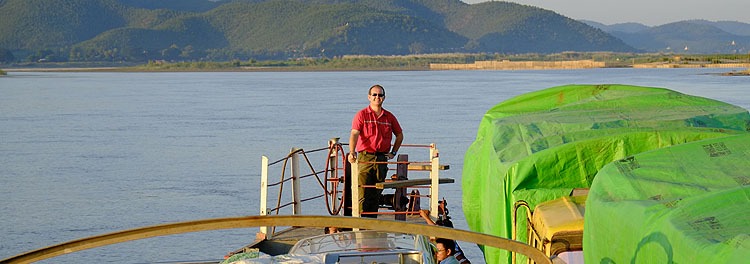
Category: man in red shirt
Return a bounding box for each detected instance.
[348,84,404,218]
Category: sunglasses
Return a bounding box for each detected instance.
[371,93,385,98]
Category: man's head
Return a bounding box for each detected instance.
[435,238,455,261]
[368,84,385,107]
[324,226,339,234]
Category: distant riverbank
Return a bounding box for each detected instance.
[2,52,749,73]
[3,67,120,72]
[5,64,748,74]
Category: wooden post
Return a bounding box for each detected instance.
[430,144,439,219]
[351,156,360,219]
[344,159,352,217]
[350,154,360,231]
[291,148,301,215]
[259,155,271,239]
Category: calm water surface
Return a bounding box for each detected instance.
[1,69,748,263]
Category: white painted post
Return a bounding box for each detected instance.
[291,148,301,215]
[430,144,439,219]
[351,158,360,218]
[259,155,270,238]
[351,157,360,231]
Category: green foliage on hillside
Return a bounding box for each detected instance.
[0,47,15,62]
[1,0,637,62]
[112,0,228,12]
[74,0,466,60]
[445,2,632,53]
[0,0,184,50]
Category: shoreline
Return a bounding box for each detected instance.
[1,66,430,72]
[3,63,749,73]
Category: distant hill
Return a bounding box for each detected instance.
[582,19,750,54]
[451,2,632,53]
[76,1,468,59]
[0,0,184,50]
[580,20,649,34]
[0,0,635,62]
[687,20,750,37]
[111,0,229,12]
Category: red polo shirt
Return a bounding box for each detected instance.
[352,106,402,153]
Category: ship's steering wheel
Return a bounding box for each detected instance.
[324,142,346,215]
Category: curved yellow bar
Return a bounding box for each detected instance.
[1,215,552,264]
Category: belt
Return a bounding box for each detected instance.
[361,151,387,155]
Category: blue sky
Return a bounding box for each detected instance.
[463,0,750,26]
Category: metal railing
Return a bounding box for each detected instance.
[258,139,447,238]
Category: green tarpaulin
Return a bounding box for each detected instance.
[461,84,750,263]
[584,134,750,263]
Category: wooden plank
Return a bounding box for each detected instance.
[1,215,553,264]
[407,164,449,170]
[376,178,454,189]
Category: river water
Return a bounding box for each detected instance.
[1,68,748,263]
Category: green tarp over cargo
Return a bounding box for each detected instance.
[461,84,750,264]
[584,134,750,263]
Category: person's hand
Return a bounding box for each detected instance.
[419,209,430,219]
[348,152,357,163]
[386,153,395,160]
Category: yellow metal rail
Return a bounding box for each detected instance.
[1,215,554,264]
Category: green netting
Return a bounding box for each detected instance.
[584,134,750,263]
[461,84,750,264]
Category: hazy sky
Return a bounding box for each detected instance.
[462,0,750,26]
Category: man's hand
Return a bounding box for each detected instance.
[348,152,357,163]
[419,209,436,226]
[386,153,395,160]
[419,209,430,219]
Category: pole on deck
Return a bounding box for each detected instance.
[350,157,360,219]
[430,144,439,219]
[291,148,301,215]
[259,155,271,239]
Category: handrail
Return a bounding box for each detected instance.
[267,147,329,166]
[260,141,448,234]
[0,215,553,264]
[358,161,432,164]
[270,147,330,218]
[262,143,442,213]
[512,200,534,264]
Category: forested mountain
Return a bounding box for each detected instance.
[583,20,750,54]
[0,0,635,62]
[580,20,649,34]
[687,20,750,37]
[112,0,229,12]
[445,1,630,53]
[0,0,184,50]
[75,1,467,60]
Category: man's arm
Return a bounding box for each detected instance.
[419,209,436,226]
[388,132,403,160]
[348,129,360,163]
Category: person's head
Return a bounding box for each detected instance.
[368,84,385,107]
[324,226,339,234]
[435,238,455,261]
